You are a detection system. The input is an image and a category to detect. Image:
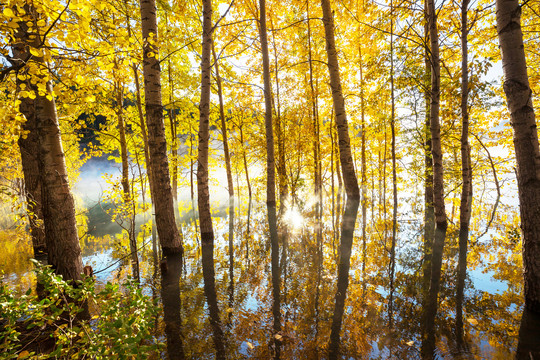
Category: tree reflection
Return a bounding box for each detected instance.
[161,253,185,360]
[201,232,226,359]
[268,203,281,359]
[516,308,540,359]
[328,199,359,359]
[227,198,235,328]
[4,196,534,358]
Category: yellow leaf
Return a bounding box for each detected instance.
[406,341,414,346]
[467,318,478,326]
[274,334,283,341]
[29,47,41,57]
[246,341,254,350]
[3,8,14,18]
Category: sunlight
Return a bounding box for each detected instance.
[284,208,304,231]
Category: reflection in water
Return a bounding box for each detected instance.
[268,204,281,359]
[201,230,226,359]
[161,253,185,360]
[422,279,437,360]
[245,198,252,260]
[516,308,540,359]
[227,199,235,327]
[422,225,446,360]
[455,235,468,354]
[313,202,323,360]
[328,199,360,359]
[2,196,534,358]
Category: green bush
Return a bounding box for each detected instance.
[0,261,163,359]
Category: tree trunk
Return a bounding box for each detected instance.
[423,0,447,355]
[422,0,435,326]
[259,0,277,207]
[131,63,159,261]
[17,93,46,257]
[260,0,282,349]
[13,7,46,259]
[388,1,398,327]
[116,83,140,283]
[212,45,236,318]
[198,0,214,246]
[168,58,180,222]
[198,0,225,356]
[212,43,234,202]
[307,0,322,219]
[116,84,130,210]
[330,119,336,252]
[12,10,83,283]
[496,0,540,312]
[270,19,288,213]
[320,0,360,200]
[139,0,182,255]
[359,46,368,296]
[239,125,252,201]
[39,84,84,280]
[456,0,472,344]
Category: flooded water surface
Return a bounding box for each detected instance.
[1,159,538,360]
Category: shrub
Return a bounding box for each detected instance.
[0,261,163,359]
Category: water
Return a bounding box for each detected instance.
[1,159,538,359]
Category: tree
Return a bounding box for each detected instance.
[456,0,472,343]
[11,4,84,283]
[139,0,182,255]
[259,0,277,208]
[423,0,447,355]
[259,0,282,351]
[320,0,359,200]
[496,0,540,313]
[320,0,361,357]
[198,0,225,356]
[17,82,46,257]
